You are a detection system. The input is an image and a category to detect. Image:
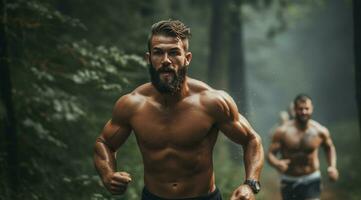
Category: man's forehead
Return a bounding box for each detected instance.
[295,99,313,107]
[150,35,188,49]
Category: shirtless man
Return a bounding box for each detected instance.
[93,20,264,200]
[267,94,338,200]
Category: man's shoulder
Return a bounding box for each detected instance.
[309,120,329,135]
[274,122,290,135]
[186,78,237,116]
[187,78,212,93]
[198,88,232,107]
[274,120,295,136]
[186,78,227,98]
[114,83,152,110]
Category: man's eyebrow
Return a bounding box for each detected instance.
[152,47,181,52]
[151,47,163,51]
[169,47,181,51]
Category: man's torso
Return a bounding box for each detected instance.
[280,120,325,176]
[125,79,220,198]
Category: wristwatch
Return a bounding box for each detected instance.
[244,179,261,194]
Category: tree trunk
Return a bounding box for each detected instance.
[353,0,361,142]
[208,0,225,86]
[226,0,247,162]
[228,0,246,114]
[0,0,18,197]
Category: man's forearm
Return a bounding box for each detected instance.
[94,140,117,180]
[243,134,264,180]
[326,145,337,168]
[267,152,281,168]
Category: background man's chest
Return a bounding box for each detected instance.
[283,128,322,151]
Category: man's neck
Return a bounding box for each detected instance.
[295,119,309,131]
[159,80,189,106]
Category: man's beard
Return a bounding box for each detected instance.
[148,64,187,95]
[295,115,310,125]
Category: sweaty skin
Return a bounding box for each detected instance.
[267,100,338,180]
[94,35,264,199]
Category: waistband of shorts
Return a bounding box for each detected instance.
[142,187,221,200]
[281,170,321,182]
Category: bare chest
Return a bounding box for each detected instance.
[282,128,322,153]
[130,100,215,149]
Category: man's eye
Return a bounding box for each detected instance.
[169,51,180,56]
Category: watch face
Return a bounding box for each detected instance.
[254,182,261,192]
[245,179,261,194]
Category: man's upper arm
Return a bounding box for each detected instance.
[97,94,138,152]
[320,127,334,148]
[268,128,283,154]
[210,90,258,145]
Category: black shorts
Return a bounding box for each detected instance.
[281,178,321,200]
[141,187,223,200]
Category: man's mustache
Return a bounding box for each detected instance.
[157,66,176,74]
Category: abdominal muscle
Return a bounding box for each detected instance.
[141,146,216,198]
[284,151,320,176]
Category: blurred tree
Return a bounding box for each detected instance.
[225,0,248,163]
[0,0,19,198]
[354,0,361,140]
[265,0,288,39]
[208,0,226,87]
[228,0,246,114]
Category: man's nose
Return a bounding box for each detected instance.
[161,53,171,65]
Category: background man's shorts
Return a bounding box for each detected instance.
[281,174,321,200]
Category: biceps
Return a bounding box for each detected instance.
[99,120,132,151]
[268,142,281,154]
[322,138,335,151]
[218,120,253,145]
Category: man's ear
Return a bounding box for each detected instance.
[145,52,150,64]
[185,52,192,66]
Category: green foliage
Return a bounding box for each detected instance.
[1,0,147,199]
[1,0,358,200]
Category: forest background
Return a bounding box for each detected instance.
[1,0,360,199]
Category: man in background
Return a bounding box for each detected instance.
[267,94,338,200]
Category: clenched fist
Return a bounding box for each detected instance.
[230,184,255,200]
[103,171,132,195]
[327,166,339,182]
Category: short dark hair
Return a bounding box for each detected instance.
[294,94,312,106]
[148,19,191,51]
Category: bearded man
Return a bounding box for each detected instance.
[94,19,264,200]
[267,94,339,200]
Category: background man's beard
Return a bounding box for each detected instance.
[148,64,187,95]
[296,115,310,125]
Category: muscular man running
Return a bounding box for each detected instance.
[94,20,264,200]
[267,94,338,200]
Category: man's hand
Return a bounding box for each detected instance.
[276,159,291,173]
[327,166,339,182]
[103,171,132,195]
[230,184,255,200]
